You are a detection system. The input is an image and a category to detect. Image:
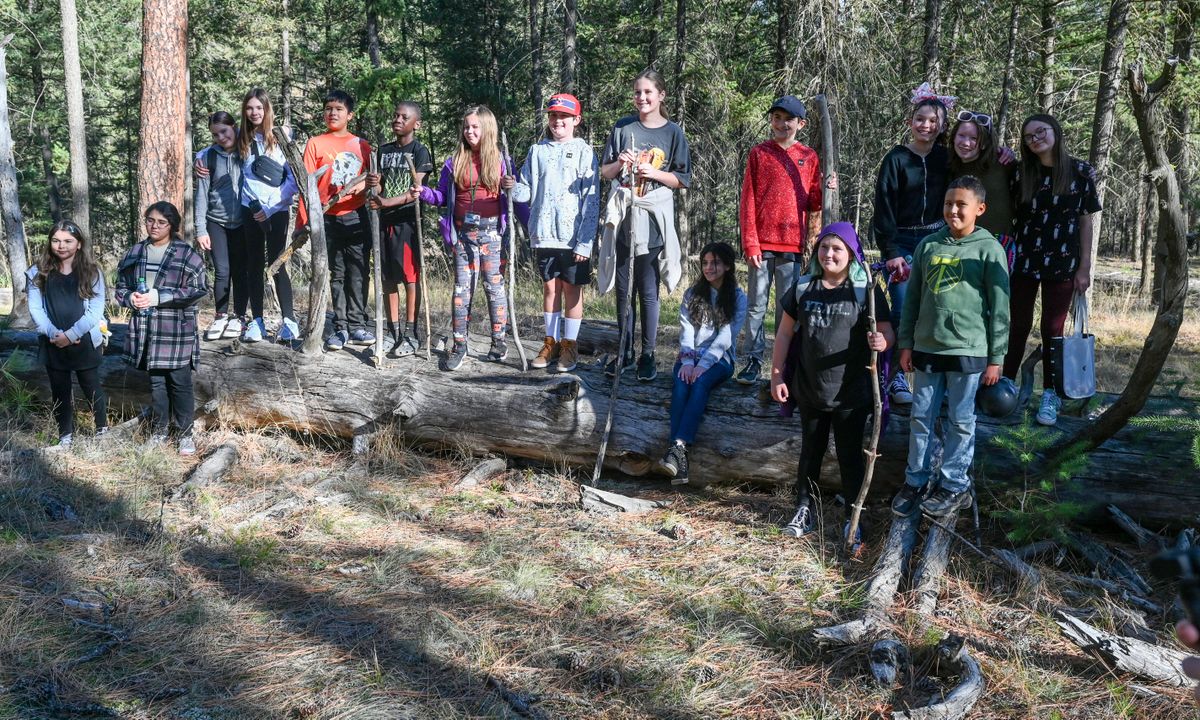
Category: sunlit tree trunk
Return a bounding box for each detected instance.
[60,0,90,235]
[1086,0,1130,291]
[562,0,577,92]
[0,35,30,319]
[137,0,188,214]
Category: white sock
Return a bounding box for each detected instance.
[545,312,562,341]
[562,317,581,341]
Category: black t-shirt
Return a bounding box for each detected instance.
[1012,159,1102,281]
[781,277,890,411]
[377,139,434,224]
[602,117,691,249]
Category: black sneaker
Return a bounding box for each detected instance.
[486,337,508,362]
[658,442,684,477]
[636,353,657,382]
[670,443,689,486]
[444,341,467,371]
[736,357,762,385]
[782,503,812,537]
[921,486,973,517]
[605,353,636,377]
[891,484,925,516]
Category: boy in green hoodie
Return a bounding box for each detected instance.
[892,175,1010,518]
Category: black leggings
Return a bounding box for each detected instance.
[47,366,107,437]
[795,404,872,512]
[614,244,662,358]
[245,212,294,320]
[207,221,248,316]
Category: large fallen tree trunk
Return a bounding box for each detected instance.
[0,326,1196,527]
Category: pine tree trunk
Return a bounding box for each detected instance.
[649,0,663,67]
[137,0,189,214]
[674,0,690,271]
[529,0,542,137]
[562,0,578,92]
[364,0,382,68]
[1038,0,1056,114]
[0,35,30,321]
[28,33,63,222]
[280,0,292,127]
[60,0,90,236]
[995,0,1020,145]
[1085,0,1130,291]
[922,0,942,85]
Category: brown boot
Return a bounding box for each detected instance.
[531,336,559,369]
[556,339,579,372]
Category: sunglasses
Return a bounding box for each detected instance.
[956,110,992,127]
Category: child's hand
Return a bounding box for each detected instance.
[618,149,638,167]
[770,377,789,404]
[677,364,702,384]
[408,187,423,202]
[997,146,1017,165]
[253,210,268,223]
[899,348,914,374]
[197,234,211,251]
[50,331,71,348]
[635,162,658,181]
[1178,620,1200,703]
[130,292,152,310]
[825,173,839,190]
[886,257,910,283]
[981,364,1001,386]
[746,253,763,270]
[867,331,887,352]
[501,175,515,190]
[366,172,380,188]
[573,253,588,263]
[193,158,210,179]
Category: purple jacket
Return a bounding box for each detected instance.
[419,155,527,246]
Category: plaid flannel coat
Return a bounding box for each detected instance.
[114,238,207,370]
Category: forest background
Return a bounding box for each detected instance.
[0,0,1193,283]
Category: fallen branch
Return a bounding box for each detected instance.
[1068,532,1154,596]
[893,635,985,720]
[486,674,547,719]
[579,485,668,515]
[456,458,508,490]
[1055,611,1189,686]
[1065,574,1163,615]
[913,510,961,618]
[1108,504,1166,550]
[173,441,239,499]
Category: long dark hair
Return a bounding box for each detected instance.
[948,118,997,177]
[1019,113,1075,203]
[910,98,949,146]
[36,220,100,299]
[144,201,183,241]
[685,242,738,328]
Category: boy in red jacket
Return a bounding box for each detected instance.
[736,95,823,385]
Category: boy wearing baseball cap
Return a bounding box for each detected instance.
[735,95,824,385]
[511,93,601,372]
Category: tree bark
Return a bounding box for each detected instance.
[1048,0,1196,461]
[649,0,664,67]
[28,35,63,222]
[995,0,1021,145]
[562,0,578,93]
[1139,175,1155,295]
[813,94,839,226]
[1086,0,1131,289]
[0,34,30,321]
[280,0,292,127]
[529,0,543,138]
[60,0,90,237]
[674,0,691,267]
[922,0,942,85]
[1132,164,1146,265]
[1038,0,1056,114]
[364,0,382,68]
[137,0,188,214]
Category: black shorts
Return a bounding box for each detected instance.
[536,248,592,286]
[381,221,420,284]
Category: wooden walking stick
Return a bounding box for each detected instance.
[592,132,636,484]
[367,152,384,367]
[500,130,528,371]
[845,259,883,553]
[405,154,432,361]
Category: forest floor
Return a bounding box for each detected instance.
[0,258,1198,718]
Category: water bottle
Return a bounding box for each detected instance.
[136,277,151,318]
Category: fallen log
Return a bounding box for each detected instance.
[579,485,669,515]
[913,512,959,619]
[1055,611,1190,686]
[893,636,984,720]
[0,325,1197,527]
[175,441,239,499]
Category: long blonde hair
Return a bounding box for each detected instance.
[238,87,277,157]
[452,105,501,192]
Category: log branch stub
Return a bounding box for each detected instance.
[174,441,239,499]
[579,485,668,515]
[456,458,509,490]
[1055,611,1190,686]
[893,635,984,720]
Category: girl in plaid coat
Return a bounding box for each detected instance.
[115,201,208,455]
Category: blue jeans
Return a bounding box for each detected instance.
[886,228,932,332]
[669,358,734,444]
[904,369,981,493]
[741,253,802,362]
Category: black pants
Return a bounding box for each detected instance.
[207,221,248,317]
[47,366,106,437]
[614,244,662,358]
[246,212,294,320]
[795,404,873,512]
[326,215,371,333]
[149,366,194,437]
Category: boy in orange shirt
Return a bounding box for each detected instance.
[296,90,374,350]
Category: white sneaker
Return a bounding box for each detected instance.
[223,317,244,339]
[57,433,73,448]
[243,318,265,343]
[279,317,302,342]
[888,371,914,405]
[1036,389,1061,426]
[179,436,197,456]
[205,314,230,340]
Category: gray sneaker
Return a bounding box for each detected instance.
[389,334,419,358]
[1036,389,1061,426]
[178,436,197,456]
[782,503,812,537]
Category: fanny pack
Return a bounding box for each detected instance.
[251,139,287,187]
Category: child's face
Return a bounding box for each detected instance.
[1022,120,1055,156]
[210,123,237,150]
[944,188,986,237]
[144,211,171,243]
[953,122,981,163]
[909,105,943,144]
[392,106,421,139]
[547,111,580,141]
[462,114,483,149]
[323,101,353,132]
[817,236,851,276]
[244,98,265,128]
[50,230,80,263]
[632,78,665,117]
[769,110,804,142]
[700,252,730,286]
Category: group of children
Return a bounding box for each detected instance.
[28,79,1100,550]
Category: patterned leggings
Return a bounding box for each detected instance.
[453,223,508,342]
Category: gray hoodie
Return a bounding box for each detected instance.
[194,145,244,232]
[510,137,600,256]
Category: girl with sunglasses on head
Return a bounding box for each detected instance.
[1002,114,1100,427]
[948,110,1017,270]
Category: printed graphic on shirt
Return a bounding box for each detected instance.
[927,254,963,294]
[802,297,853,328]
[329,151,363,188]
[380,151,415,198]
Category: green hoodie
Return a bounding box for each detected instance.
[898,226,1011,364]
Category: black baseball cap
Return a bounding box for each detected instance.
[769,95,807,119]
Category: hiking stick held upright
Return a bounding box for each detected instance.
[368,152,384,367]
[405,154,432,361]
[501,130,528,371]
[846,260,883,553]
